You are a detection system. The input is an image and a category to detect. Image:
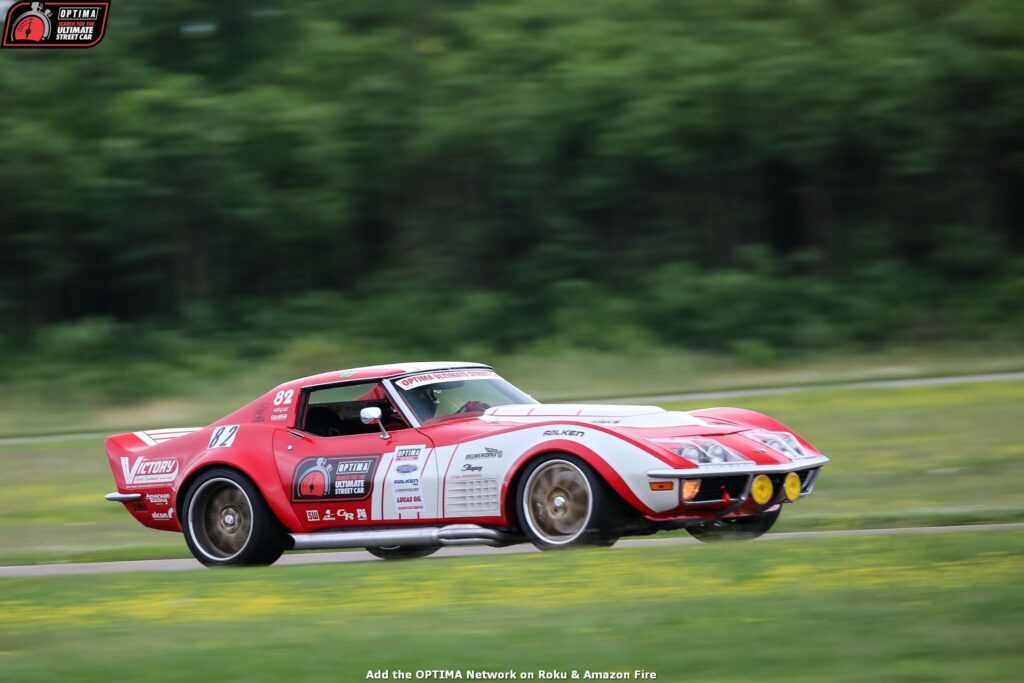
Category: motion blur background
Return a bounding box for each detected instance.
[2,3,1024,681]
[0,0,1022,429]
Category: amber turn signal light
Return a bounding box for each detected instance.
[649,481,674,492]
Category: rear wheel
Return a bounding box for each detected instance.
[365,546,440,560]
[517,455,615,549]
[182,468,285,566]
[685,507,781,542]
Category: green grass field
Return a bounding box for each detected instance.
[0,378,1022,566]
[1,530,1022,682]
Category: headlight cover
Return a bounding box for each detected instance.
[746,430,815,460]
[648,437,752,466]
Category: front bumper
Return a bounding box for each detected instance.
[647,455,828,508]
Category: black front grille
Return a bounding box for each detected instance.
[691,475,749,502]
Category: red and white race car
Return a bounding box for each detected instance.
[105,362,828,565]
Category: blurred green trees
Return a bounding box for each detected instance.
[1,0,1022,367]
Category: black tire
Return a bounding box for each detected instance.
[685,507,781,542]
[365,546,441,560]
[516,454,615,550]
[182,467,286,566]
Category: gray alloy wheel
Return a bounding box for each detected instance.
[188,477,254,561]
[518,456,611,549]
[182,468,284,566]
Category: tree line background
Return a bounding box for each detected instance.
[1,0,1022,398]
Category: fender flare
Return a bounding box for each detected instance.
[176,452,304,532]
[500,439,656,523]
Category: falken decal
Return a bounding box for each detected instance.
[543,429,585,437]
[292,455,380,502]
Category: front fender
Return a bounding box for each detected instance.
[501,439,659,518]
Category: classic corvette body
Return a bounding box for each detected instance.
[105,362,828,565]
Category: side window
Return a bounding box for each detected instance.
[302,381,409,437]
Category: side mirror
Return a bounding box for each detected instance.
[359,406,389,440]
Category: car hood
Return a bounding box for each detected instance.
[481,403,742,434]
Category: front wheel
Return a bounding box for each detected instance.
[182,468,286,566]
[365,546,440,560]
[517,455,615,549]
[685,507,781,542]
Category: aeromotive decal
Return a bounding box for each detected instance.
[395,369,499,390]
[293,455,380,501]
[120,456,178,486]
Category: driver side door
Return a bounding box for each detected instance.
[272,380,439,531]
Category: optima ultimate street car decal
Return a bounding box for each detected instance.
[293,455,380,501]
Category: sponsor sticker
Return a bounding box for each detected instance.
[395,446,424,462]
[464,447,503,460]
[151,508,174,521]
[308,507,368,523]
[543,429,585,437]
[293,455,379,501]
[121,456,178,487]
[390,446,428,513]
[145,493,170,505]
[396,369,499,391]
[462,464,483,473]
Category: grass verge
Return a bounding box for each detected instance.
[0,530,1022,682]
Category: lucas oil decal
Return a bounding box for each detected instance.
[121,456,178,487]
[293,455,379,501]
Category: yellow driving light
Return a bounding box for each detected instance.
[681,479,702,502]
[783,472,801,501]
[750,474,774,505]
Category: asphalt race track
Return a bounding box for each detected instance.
[1,523,1022,578]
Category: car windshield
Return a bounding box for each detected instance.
[393,369,536,425]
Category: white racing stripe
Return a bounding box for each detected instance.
[1,522,1022,578]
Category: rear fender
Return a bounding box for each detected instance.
[177,449,304,533]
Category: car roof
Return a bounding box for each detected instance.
[291,361,491,388]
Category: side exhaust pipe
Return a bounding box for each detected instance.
[289,524,519,551]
